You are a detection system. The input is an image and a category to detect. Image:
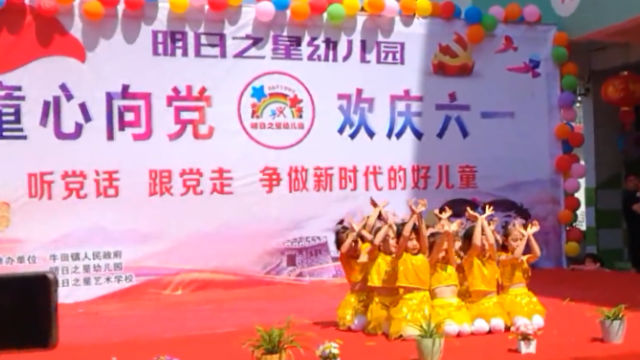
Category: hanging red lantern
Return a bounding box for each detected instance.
[601,71,640,130]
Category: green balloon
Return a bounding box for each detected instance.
[562,75,578,92]
[327,3,346,24]
[552,46,569,64]
[481,14,498,32]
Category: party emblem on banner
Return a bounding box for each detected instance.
[238,71,315,150]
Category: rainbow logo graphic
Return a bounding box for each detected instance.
[238,71,316,150]
[250,86,304,120]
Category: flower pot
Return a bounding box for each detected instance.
[260,353,284,360]
[517,339,537,354]
[600,319,626,344]
[416,337,444,360]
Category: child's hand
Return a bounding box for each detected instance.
[370,197,388,210]
[527,220,541,235]
[435,206,453,220]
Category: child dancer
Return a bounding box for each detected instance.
[498,221,546,330]
[335,217,374,331]
[462,206,509,335]
[388,199,432,339]
[429,208,472,337]
[364,216,400,335]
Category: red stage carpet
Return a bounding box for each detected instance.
[4,269,640,360]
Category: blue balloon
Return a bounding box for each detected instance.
[566,121,574,131]
[272,0,290,11]
[562,140,574,154]
[0,0,6,8]
[517,15,525,22]
[454,4,462,18]
[463,6,483,24]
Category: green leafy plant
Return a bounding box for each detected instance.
[243,319,302,359]
[599,304,625,321]
[412,317,443,339]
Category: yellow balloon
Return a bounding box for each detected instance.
[228,0,242,6]
[415,0,431,17]
[565,241,581,257]
[342,0,360,16]
[169,0,189,14]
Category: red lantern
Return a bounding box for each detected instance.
[601,71,640,107]
[601,71,640,131]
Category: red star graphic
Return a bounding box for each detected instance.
[288,94,302,108]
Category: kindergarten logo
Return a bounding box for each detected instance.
[238,71,315,150]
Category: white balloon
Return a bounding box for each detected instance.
[382,0,398,17]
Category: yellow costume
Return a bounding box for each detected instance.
[498,254,546,319]
[365,252,399,335]
[463,255,509,323]
[430,262,471,326]
[388,252,431,338]
[336,243,372,330]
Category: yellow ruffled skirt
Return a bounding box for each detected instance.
[365,292,400,335]
[431,297,471,326]
[336,290,372,330]
[466,293,509,324]
[388,289,431,339]
[499,287,546,319]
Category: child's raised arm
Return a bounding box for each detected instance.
[525,221,542,263]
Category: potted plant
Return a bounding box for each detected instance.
[243,319,302,360]
[512,323,539,354]
[599,304,626,344]
[413,319,444,360]
[316,340,340,360]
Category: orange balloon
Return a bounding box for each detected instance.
[557,209,574,225]
[365,0,384,14]
[290,0,311,21]
[399,0,416,15]
[554,123,572,140]
[561,61,579,77]
[466,24,485,45]
[82,0,105,20]
[504,2,521,22]
[553,31,570,47]
[430,0,440,16]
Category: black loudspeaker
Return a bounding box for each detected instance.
[0,272,58,351]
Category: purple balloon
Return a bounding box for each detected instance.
[564,178,580,194]
[558,91,576,108]
[570,163,586,179]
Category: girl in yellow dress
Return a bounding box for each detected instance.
[335,217,374,331]
[428,208,472,337]
[462,205,509,335]
[498,220,546,330]
[364,217,400,336]
[388,199,432,339]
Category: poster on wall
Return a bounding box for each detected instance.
[0,5,562,303]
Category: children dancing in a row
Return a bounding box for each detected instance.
[335,198,546,339]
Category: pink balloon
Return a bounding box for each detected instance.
[522,4,540,23]
[564,178,580,194]
[488,5,504,21]
[191,0,206,8]
[570,163,586,179]
[382,0,398,17]
[561,107,577,122]
[255,0,275,21]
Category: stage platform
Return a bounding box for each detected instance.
[5,269,640,360]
